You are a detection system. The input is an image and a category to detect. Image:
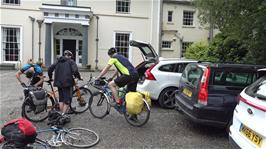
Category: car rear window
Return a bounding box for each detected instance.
[181,64,203,86]
[213,71,257,87]
[245,75,266,100]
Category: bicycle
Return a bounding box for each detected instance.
[88,77,151,127]
[0,119,99,149]
[21,78,92,122]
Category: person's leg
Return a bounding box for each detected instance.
[58,87,64,112]
[126,74,139,92]
[109,81,119,103]
[61,87,72,114]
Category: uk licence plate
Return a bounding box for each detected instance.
[183,88,192,97]
[240,124,263,147]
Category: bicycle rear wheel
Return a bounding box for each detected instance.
[63,128,99,148]
[22,97,55,122]
[124,99,150,127]
[71,87,92,113]
[89,91,110,119]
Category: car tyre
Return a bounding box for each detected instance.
[158,87,178,109]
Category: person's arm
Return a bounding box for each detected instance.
[34,74,44,87]
[96,64,112,80]
[15,70,23,83]
[110,70,118,80]
[70,60,82,79]
[48,62,57,80]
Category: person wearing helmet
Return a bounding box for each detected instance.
[96,47,139,106]
[16,59,44,87]
[48,50,82,115]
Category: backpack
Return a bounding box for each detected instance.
[1,118,37,148]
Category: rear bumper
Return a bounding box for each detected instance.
[137,80,160,100]
[175,93,228,127]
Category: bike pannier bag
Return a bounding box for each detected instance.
[139,91,152,107]
[1,118,37,148]
[30,88,47,113]
[125,92,144,114]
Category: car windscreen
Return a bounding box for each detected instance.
[212,71,257,87]
[245,75,266,100]
[181,64,203,87]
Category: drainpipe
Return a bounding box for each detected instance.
[94,15,99,70]
[37,20,43,62]
[158,0,163,57]
[28,16,35,61]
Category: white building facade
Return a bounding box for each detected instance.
[0,0,162,69]
[161,0,212,58]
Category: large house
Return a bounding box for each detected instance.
[0,0,211,69]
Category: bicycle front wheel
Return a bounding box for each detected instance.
[22,97,55,122]
[124,99,150,127]
[89,91,110,119]
[63,128,99,148]
[71,87,92,113]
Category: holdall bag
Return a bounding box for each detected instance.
[1,118,37,148]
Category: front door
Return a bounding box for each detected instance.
[63,39,76,61]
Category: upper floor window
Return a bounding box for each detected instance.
[116,0,130,13]
[115,33,130,57]
[183,11,194,26]
[2,0,20,5]
[162,41,172,49]
[1,27,21,62]
[61,0,77,6]
[168,11,173,22]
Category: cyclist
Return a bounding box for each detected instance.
[96,47,139,106]
[16,59,44,87]
[48,50,82,116]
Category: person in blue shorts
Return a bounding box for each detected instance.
[16,60,44,87]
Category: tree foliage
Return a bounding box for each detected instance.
[194,0,266,64]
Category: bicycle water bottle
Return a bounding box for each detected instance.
[118,88,126,98]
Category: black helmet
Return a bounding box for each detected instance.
[108,47,117,56]
[64,50,73,57]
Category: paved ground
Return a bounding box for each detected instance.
[0,70,232,149]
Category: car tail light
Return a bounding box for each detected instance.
[145,63,157,80]
[198,67,210,105]
[239,95,266,112]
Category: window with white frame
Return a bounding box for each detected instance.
[2,27,21,61]
[168,11,173,22]
[181,42,193,57]
[183,11,194,26]
[116,0,130,13]
[115,33,130,57]
[2,0,20,5]
[162,41,172,49]
[61,0,77,6]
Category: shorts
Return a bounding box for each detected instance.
[58,87,73,105]
[114,74,139,92]
[30,77,43,87]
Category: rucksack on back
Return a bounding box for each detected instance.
[1,118,37,148]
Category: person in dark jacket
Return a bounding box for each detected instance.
[48,50,81,114]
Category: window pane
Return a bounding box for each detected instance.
[183,11,194,26]
[162,41,171,48]
[116,0,130,13]
[115,33,130,57]
[2,27,20,61]
[168,11,173,22]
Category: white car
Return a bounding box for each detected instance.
[229,75,266,149]
[137,58,197,108]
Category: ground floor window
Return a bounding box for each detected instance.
[162,41,172,49]
[115,32,130,58]
[181,42,193,57]
[1,27,21,61]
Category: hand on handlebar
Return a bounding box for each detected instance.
[21,82,27,88]
[107,78,113,82]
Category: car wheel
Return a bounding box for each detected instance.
[158,87,178,109]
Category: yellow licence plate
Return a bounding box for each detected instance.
[240,125,263,147]
[183,88,192,97]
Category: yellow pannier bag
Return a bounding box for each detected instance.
[139,91,152,107]
[125,92,144,114]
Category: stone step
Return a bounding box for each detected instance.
[0,63,16,70]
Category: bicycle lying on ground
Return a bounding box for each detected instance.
[21,78,92,122]
[0,118,100,149]
[88,77,151,127]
